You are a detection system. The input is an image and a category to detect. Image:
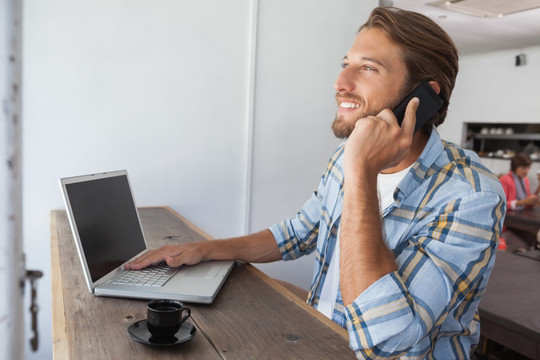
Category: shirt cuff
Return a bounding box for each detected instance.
[345,271,413,349]
[268,222,292,260]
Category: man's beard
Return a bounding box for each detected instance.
[331,86,411,139]
[332,112,364,139]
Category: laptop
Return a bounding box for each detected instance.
[59,170,234,304]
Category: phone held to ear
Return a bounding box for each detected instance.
[392,82,443,134]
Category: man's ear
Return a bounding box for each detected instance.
[428,81,441,95]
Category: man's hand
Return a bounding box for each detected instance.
[343,97,419,177]
[124,229,282,270]
[125,242,207,270]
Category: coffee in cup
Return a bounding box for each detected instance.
[146,299,191,340]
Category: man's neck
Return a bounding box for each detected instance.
[380,130,430,174]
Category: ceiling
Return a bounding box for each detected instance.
[388,0,540,55]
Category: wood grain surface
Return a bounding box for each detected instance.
[51,207,353,359]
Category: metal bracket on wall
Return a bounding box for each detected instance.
[21,270,43,352]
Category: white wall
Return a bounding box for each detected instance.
[20,1,377,358]
[23,1,252,358]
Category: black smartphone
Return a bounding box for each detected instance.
[393,82,443,133]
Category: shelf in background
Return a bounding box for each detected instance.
[474,133,540,141]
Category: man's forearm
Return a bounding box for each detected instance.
[204,229,282,263]
[339,170,397,305]
[126,229,281,269]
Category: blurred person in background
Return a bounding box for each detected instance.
[500,152,540,251]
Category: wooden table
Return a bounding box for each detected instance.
[478,250,540,359]
[505,208,540,235]
[51,207,353,359]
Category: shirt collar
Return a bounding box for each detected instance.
[394,127,445,201]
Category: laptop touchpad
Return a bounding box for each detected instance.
[182,264,220,279]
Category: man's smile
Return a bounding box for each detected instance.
[336,94,363,114]
[340,101,360,109]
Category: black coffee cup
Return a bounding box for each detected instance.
[146,299,191,340]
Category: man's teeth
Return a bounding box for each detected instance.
[341,102,359,109]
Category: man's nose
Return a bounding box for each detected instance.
[334,67,355,93]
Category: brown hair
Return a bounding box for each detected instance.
[360,7,459,129]
[511,153,532,171]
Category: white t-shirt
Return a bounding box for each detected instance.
[317,165,412,319]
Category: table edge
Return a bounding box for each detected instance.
[50,210,69,359]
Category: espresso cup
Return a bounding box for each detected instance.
[146,299,191,340]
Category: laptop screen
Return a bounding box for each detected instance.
[65,174,146,282]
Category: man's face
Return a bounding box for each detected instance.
[332,28,410,139]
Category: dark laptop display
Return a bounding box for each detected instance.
[65,175,146,282]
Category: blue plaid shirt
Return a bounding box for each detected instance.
[270,129,505,359]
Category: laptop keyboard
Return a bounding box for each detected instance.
[114,262,179,287]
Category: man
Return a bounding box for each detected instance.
[127,7,506,359]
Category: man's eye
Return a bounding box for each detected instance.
[340,63,349,69]
[362,65,377,71]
